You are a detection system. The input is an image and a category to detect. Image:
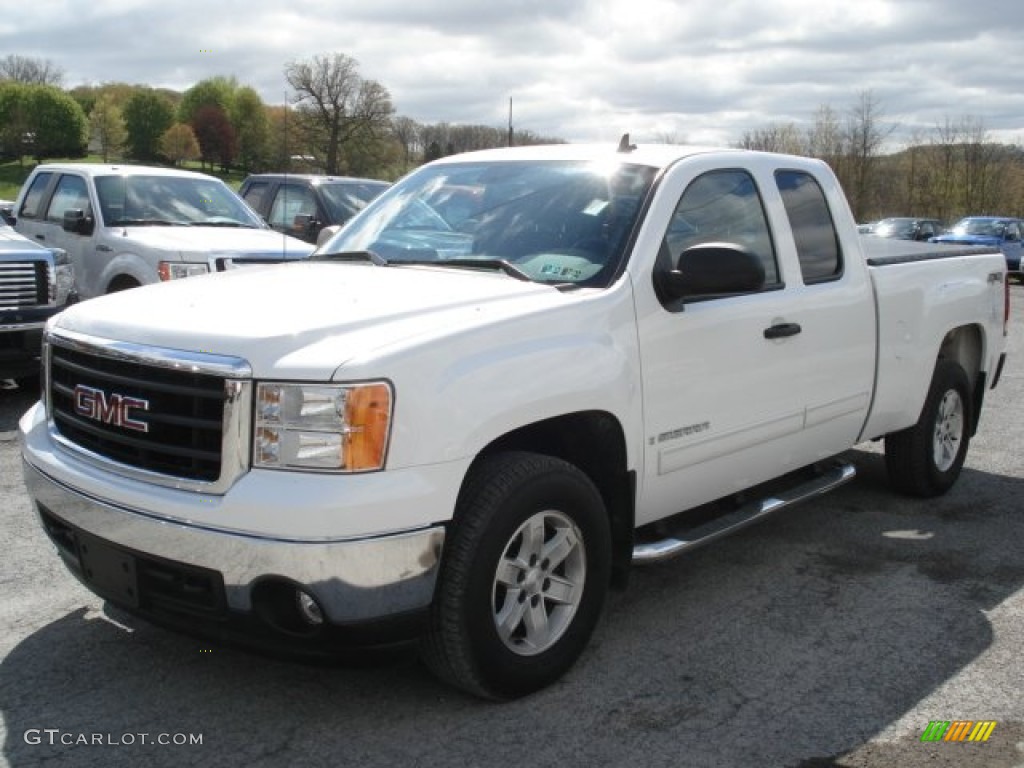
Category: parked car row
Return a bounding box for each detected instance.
[931,216,1022,280]
[863,215,1023,280]
[0,218,75,389]
[239,173,389,246]
[0,163,390,384]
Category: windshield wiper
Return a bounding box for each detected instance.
[396,258,533,282]
[312,250,390,266]
[194,221,256,228]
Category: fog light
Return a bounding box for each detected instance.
[296,589,324,626]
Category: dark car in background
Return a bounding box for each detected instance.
[870,217,944,241]
[930,216,1022,281]
[239,174,390,246]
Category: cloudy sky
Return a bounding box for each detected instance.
[4,0,1023,149]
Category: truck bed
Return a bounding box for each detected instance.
[860,235,999,266]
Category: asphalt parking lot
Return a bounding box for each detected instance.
[1,285,1021,768]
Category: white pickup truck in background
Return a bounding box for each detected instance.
[7,163,314,299]
[19,142,1009,699]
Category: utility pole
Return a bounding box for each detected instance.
[507,97,513,147]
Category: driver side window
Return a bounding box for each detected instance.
[45,175,90,224]
[660,169,779,287]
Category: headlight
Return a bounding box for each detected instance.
[48,248,75,305]
[254,382,393,471]
[157,261,210,281]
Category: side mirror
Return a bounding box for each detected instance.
[62,209,94,235]
[0,205,14,225]
[316,224,340,248]
[293,213,318,234]
[657,242,765,301]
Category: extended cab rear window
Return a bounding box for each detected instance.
[775,170,842,283]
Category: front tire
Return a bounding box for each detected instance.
[885,360,972,497]
[421,452,611,699]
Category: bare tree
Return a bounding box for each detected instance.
[391,116,421,168]
[843,90,895,220]
[927,117,964,222]
[0,55,64,86]
[284,53,394,174]
[805,105,845,166]
[737,123,805,154]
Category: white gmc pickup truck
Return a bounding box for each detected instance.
[19,142,1009,699]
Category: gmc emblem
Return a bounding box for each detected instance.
[73,384,150,433]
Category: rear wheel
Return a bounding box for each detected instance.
[421,452,611,699]
[885,360,971,497]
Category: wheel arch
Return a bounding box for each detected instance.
[462,410,635,587]
[936,323,985,434]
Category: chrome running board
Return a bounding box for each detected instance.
[632,460,856,565]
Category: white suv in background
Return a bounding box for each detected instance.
[10,164,314,299]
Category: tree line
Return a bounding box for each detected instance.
[737,90,1024,223]
[2,54,1022,222]
[0,53,561,180]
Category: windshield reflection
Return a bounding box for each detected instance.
[320,160,657,287]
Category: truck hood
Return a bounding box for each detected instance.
[52,262,575,379]
[110,226,315,260]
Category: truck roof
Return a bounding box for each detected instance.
[433,142,747,170]
[30,163,219,180]
[242,173,389,185]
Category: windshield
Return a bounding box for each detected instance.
[952,218,1005,237]
[95,175,265,228]
[319,181,390,223]
[320,159,657,287]
[873,218,914,237]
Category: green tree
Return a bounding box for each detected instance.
[20,85,88,162]
[123,89,174,160]
[192,104,236,170]
[89,94,128,162]
[178,76,237,125]
[160,123,200,166]
[284,53,394,174]
[0,82,29,161]
[230,86,268,172]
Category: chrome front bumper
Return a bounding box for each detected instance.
[23,459,445,625]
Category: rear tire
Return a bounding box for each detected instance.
[885,360,971,497]
[421,452,611,699]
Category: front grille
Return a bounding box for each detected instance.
[0,260,47,308]
[50,344,227,482]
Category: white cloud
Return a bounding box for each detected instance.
[3,0,1022,147]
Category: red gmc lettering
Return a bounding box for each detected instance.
[73,385,149,433]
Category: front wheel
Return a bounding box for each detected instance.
[421,452,611,699]
[885,360,972,497]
